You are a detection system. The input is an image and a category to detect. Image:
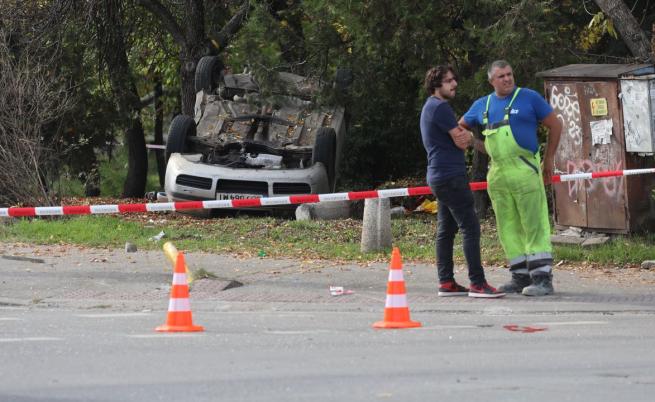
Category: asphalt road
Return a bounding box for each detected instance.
[1,243,654,402]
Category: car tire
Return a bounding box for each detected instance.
[312,127,337,192]
[166,115,196,162]
[194,56,224,94]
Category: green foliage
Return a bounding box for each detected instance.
[128,5,181,115]
[579,12,618,51]
[228,3,281,70]
[222,0,595,187]
[97,146,163,197]
[576,1,655,60]
[18,0,652,199]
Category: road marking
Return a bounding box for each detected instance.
[504,324,547,333]
[0,317,22,321]
[0,337,63,343]
[75,313,153,318]
[533,321,609,326]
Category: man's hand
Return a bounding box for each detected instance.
[541,112,562,185]
[451,128,473,150]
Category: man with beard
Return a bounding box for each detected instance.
[420,65,505,298]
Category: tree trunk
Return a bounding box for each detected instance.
[94,0,148,198]
[180,52,199,116]
[593,0,653,62]
[123,121,148,198]
[138,0,251,116]
[154,79,166,187]
[178,1,208,116]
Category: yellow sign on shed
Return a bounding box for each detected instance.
[590,98,608,116]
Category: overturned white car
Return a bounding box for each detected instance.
[162,56,347,209]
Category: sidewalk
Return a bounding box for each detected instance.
[2,242,654,314]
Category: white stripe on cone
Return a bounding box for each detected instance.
[384,294,408,308]
[388,270,404,281]
[172,273,187,285]
[168,298,191,312]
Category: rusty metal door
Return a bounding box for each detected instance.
[576,81,627,230]
[546,81,587,227]
[546,81,627,231]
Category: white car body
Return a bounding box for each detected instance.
[163,70,346,209]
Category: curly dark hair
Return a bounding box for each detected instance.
[424,65,457,95]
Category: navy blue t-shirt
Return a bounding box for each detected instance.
[420,96,466,183]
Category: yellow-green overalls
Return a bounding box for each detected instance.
[482,88,553,276]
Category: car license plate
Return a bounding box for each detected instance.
[216,193,262,201]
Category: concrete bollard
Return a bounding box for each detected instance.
[295,200,351,221]
[361,198,392,252]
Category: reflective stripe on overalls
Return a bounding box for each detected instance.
[482,88,552,275]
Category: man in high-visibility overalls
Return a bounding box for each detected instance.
[459,60,562,296]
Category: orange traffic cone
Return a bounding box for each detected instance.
[373,247,421,329]
[156,252,204,332]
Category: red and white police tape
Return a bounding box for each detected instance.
[1,168,654,218]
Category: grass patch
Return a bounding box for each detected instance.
[191,268,218,281]
[1,212,651,266]
[555,235,655,266]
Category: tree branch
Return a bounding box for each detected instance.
[593,0,653,62]
[212,0,250,52]
[136,0,186,47]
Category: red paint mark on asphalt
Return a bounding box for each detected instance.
[503,324,548,333]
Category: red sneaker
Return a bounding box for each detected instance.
[438,281,469,297]
[468,282,506,298]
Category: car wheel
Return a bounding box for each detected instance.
[311,127,337,192]
[194,56,224,94]
[166,115,196,162]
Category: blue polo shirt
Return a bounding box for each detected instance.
[462,87,552,153]
[420,96,465,183]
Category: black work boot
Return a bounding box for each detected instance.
[522,274,554,296]
[498,273,531,294]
